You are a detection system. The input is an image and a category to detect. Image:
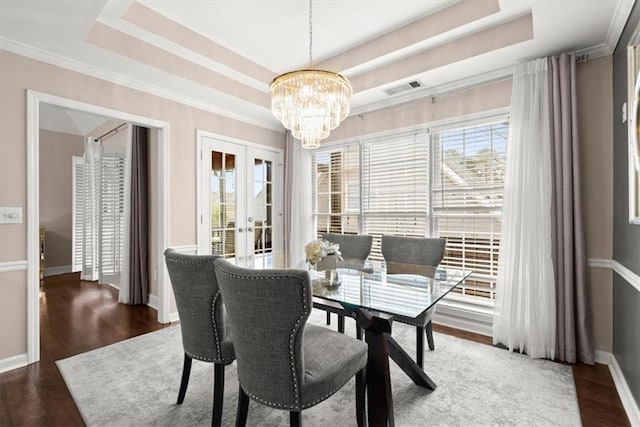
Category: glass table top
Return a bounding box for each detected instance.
[310,263,472,319]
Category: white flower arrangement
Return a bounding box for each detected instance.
[305,239,341,265]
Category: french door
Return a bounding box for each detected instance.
[198,135,283,268]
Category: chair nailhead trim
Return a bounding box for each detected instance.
[218,266,310,409]
[211,291,223,360]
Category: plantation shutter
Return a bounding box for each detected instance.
[99,152,126,283]
[81,138,101,281]
[361,132,429,261]
[432,120,508,300]
[71,156,84,273]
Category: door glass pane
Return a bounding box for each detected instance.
[253,157,273,268]
[211,151,237,258]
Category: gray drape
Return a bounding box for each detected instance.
[549,52,594,364]
[127,125,149,305]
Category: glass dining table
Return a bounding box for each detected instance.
[309,260,472,427]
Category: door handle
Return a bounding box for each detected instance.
[238,227,244,232]
[247,227,253,232]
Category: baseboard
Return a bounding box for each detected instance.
[594,349,612,365]
[609,355,640,426]
[147,294,158,310]
[147,295,179,323]
[43,265,73,277]
[0,353,28,374]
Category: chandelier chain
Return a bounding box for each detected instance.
[308,0,313,66]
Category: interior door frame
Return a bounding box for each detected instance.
[196,129,284,258]
[27,90,171,364]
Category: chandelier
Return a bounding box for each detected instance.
[269,0,352,149]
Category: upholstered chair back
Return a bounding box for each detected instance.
[164,249,234,363]
[321,233,373,261]
[381,236,446,275]
[214,259,312,410]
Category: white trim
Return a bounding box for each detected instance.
[610,355,640,427]
[43,265,72,277]
[169,311,180,323]
[26,90,172,366]
[0,353,28,374]
[0,260,28,273]
[27,91,40,364]
[433,300,493,337]
[612,260,640,293]
[0,37,280,132]
[147,293,158,311]
[350,67,513,118]
[576,1,635,61]
[594,349,612,365]
[588,258,613,269]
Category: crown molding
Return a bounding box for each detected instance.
[577,0,635,59]
[349,66,513,117]
[0,37,282,132]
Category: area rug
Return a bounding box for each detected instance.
[57,310,581,426]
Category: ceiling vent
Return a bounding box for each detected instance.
[384,79,424,96]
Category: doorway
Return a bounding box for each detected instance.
[26,90,170,364]
[197,131,283,268]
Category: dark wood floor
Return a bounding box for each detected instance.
[0,273,630,426]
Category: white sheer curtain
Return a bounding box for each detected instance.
[284,131,314,268]
[493,58,556,359]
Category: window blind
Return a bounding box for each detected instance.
[362,132,429,261]
[433,120,508,301]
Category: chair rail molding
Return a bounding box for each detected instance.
[0,260,28,273]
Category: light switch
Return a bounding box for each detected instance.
[0,207,23,224]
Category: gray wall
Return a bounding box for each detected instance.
[612,2,640,409]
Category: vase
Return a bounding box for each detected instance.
[316,254,339,271]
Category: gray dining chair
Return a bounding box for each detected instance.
[213,259,367,427]
[321,233,373,261]
[320,233,373,329]
[381,235,447,368]
[164,249,235,427]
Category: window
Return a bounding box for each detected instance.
[433,121,508,302]
[361,132,429,260]
[312,145,360,235]
[311,116,508,305]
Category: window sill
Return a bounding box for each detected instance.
[433,295,494,337]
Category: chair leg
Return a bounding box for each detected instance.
[177,353,192,404]
[356,325,363,340]
[337,314,345,333]
[426,321,435,351]
[236,386,249,427]
[355,368,366,427]
[416,326,424,369]
[212,364,225,427]
[326,311,331,325]
[290,411,302,427]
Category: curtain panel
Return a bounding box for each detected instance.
[284,131,314,268]
[493,58,557,359]
[549,52,594,364]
